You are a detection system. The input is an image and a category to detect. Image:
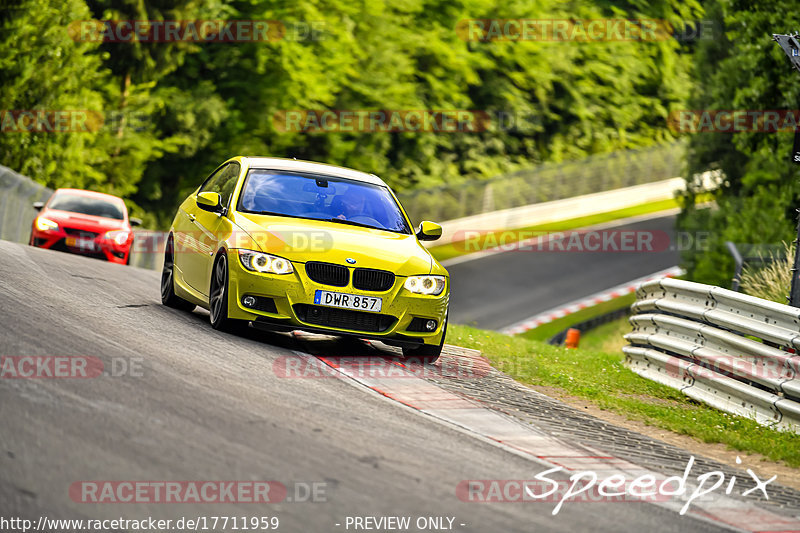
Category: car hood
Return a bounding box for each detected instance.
[231,212,434,276]
[43,209,129,232]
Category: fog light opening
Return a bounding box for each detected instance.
[425,320,437,331]
[242,296,256,308]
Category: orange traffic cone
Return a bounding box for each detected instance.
[565,328,580,349]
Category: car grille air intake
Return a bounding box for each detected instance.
[305,261,349,287]
[63,227,99,239]
[293,304,396,332]
[352,268,395,291]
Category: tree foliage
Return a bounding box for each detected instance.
[1,0,701,228]
[677,0,800,287]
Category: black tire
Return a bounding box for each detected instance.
[402,312,448,364]
[161,236,195,311]
[209,252,243,332]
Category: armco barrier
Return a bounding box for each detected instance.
[0,165,53,243]
[624,277,800,432]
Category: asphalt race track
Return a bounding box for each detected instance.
[447,213,681,330]
[0,239,758,532]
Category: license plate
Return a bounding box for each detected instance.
[65,236,96,251]
[314,290,382,312]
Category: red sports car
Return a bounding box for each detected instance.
[29,188,141,265]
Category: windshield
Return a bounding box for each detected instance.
[238,170,411,234]
[48,193,125,220]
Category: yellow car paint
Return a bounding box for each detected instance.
[168,156,449,347]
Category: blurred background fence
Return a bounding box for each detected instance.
[0,165,52,244]
[396,141,686,225]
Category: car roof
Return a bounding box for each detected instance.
[239,157,387,187]
[52,188,125,204]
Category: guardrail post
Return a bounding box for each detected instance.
[790,209,800,307]
[725,241,744,292]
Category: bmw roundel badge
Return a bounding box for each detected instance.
[346,258,356,264]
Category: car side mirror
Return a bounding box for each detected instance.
[32,201,44,211]
[129,217,143,227]
[196,192,222,213]
[416,221,442,241]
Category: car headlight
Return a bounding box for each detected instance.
[238,249,294,274]
[104,230,130,246]
[404,275,446,295]
[35,217,59,231]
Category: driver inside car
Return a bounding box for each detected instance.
[331,191,368,221]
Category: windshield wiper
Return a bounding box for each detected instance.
[326,218,378,230]
[249,210,285,217]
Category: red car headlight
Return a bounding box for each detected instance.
[104,230,130,246]
[35,217,59,232]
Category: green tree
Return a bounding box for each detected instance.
[677,0,800,287]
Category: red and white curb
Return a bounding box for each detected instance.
[500,265,684,335]
[289,341,800,531]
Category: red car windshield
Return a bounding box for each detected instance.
[49,193,125,220]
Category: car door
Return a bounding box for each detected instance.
[183,162,241,295]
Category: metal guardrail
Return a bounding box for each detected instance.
[396,141,686,225]
[0,165,53,243]
[624,277,800,433]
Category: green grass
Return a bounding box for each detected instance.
[579,315,631,353]
[520,292,636,342]
[446,323,800,468]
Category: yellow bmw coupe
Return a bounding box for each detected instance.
[161,157,449,361]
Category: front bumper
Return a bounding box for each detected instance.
[225,249,448,346]
[30,228,132,264]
